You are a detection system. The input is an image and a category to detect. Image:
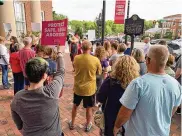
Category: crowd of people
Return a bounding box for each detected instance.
[0,34,181,136]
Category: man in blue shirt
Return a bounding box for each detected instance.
[114,45,182,136]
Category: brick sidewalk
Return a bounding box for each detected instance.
[0,54,181,136]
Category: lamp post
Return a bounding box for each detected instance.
[125,0,130,44]
[101,0,106,45]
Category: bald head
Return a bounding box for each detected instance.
[147,45,169,67]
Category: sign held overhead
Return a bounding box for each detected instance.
[41,19,68,46]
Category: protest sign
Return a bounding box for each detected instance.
[114,0,126,24]
[31,23,41,32]
[41,19,68,46]
[88,30,96,41]
[3,23,12,32]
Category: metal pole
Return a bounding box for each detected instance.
[101,0,106,45]
[130,35,134,55]
[125,0,130,44]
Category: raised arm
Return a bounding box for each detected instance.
[44,46,65,98]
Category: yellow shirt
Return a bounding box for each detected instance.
[73,54,102,96]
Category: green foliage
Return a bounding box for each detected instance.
[163,31,172,39]
[32,31,40,37]
[53,11,68,20]
[75,27,83,39]
[144,20,153,30]
[154,33,161,39]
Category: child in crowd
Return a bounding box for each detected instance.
[165,54,175,77]
[36,45,44,57]
[9,43,24,95]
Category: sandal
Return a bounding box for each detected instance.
[68,120,75,130]
[85,122,92,132]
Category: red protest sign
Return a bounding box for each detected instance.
[41,19,68,46]
[114,0,126,24]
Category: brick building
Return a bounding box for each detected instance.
[162,14,182,38]
[0,0,53,37]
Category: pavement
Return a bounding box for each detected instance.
[0,48,181,136]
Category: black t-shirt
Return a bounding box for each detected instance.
[70,43,78,54]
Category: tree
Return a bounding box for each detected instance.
[52,11,68,20]
[75,27,83,38]
[144,20,153,30]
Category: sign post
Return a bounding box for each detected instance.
[101,0,106,45]
[41,19,68,46]
[124,14,144,55]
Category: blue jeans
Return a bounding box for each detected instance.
[0,64,8,86]
[13,72,24,95]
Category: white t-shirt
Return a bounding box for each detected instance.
[0,44,9,65]
[143,42,151,55]
[120,73,182,136]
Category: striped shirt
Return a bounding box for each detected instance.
[19,48,35,77]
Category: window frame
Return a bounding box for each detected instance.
[41,11,45,21]
[14,1,27,37]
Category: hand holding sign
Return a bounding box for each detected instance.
[41,19,68,46]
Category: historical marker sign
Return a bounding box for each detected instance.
[124,14,144,35]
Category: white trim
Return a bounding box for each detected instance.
[41,11,45,21]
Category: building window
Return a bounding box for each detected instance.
[14,2,26,37]
[41,11,45,21]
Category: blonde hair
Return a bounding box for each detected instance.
[104,41,111,51]
[110,55,140,89]
[166,54,175,67]
[132,48,145,63]
[82,40,92,51]
[95,46,106,61]
[117,43,127,53]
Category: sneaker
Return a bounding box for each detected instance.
[176,108,181,115]
[3,85,10,89]
[85,122,92,132]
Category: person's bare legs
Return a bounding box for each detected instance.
[71,104,78,126]
[86,107,92,125]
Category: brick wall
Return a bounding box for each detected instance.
[41,1,53,21]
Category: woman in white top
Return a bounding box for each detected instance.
[0,36,10,89]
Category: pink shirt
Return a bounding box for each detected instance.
[19,48,35,77]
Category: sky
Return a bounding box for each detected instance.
[52,0,182,21]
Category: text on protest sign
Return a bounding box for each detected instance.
[41,19,68,46]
